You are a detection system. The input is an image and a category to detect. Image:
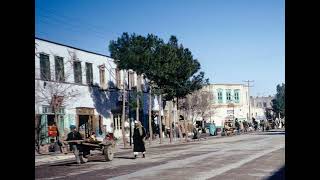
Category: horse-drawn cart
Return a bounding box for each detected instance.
[64,139,115,164]
[222,120,236,136]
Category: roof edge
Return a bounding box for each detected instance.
[35,37,113,59]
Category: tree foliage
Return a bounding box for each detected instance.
[272,83,285,117]
[109,33,209,101]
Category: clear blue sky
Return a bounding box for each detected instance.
[35,0,284,96]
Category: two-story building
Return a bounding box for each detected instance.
[200,84,250,127]
[35,38,152,145]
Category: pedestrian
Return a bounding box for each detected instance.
[235,118,240,135]
[239,121,244,134]
[252,118,258,131]
[133,121,146,158]
[260,119,265,132]
[162,122,166,138]
[192,124,199,139]
[243,121,247,133]
[151,120,157,139]
[181,122,186,138]
[175,122,180,138]
[65,125,83,164]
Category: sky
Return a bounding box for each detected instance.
[35,0,285,96]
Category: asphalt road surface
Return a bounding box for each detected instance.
[35,130,285,180]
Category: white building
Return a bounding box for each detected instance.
[250,96,274,121]
[201,84,250,127]
[35,38,151,144]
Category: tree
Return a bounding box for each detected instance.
[151,36,209,142]
[109,33,164,144]
[109,33,209,144]
[179,90,214,123]
[35,50,81,149]
[272,83,285,118]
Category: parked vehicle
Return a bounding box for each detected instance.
[205,123,217,136]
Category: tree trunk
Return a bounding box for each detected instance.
[121,71,128,148]
[159,94,163,144]
[136,94,139,122]
[148,88,153,144]
[185,101,189,142]
[169,100,172,143]
[136,75,140,123]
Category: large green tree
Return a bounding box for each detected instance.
[150,36,209,101]
[272,83,285,118]
[109,33,163,144]
[109,33,208,143]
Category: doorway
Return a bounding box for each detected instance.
[79,115,90,138]
[47,115,55,126]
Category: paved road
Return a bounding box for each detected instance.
[35,130,285,180]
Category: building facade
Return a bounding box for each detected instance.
[35,38,152,144]
[250,96,274,121]
[200,84,250,127]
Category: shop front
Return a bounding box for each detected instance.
[76,107,98,138]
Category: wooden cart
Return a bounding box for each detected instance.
[222,120,236,136]
[64,139,115,164]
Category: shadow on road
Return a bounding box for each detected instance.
[264,165,285,180]
[255,132,285,136]
[115,156,136,159]
[50,162,78,166]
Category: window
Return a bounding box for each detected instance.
[73,61,82,84]
[55,56,65,82]
[226,89,232,103]
[40,54,51,81]
[99,65,106,88]
[86,63,93,85]
[234,89,240,103]
[42,106,65,114]
[217,89,223,103]
[263,102,267,108]
[227,110,234,114]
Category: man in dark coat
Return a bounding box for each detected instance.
[133,121,146,158]
[65,125,83,164]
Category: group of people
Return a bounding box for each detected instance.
[149,115,192,140]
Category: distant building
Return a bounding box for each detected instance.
[197,84,250,127]
[250,95,274,120]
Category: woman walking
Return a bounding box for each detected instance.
[133,121,146,158]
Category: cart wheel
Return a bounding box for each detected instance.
[103,146,114,161]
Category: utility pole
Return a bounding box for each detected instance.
[159,94,163,144]
[121,70,128,148]
[136,75,140,123]
[128,71,132,147]
[243,80,254,122]
[148,86,152,145]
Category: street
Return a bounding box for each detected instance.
[35,130,285,180]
